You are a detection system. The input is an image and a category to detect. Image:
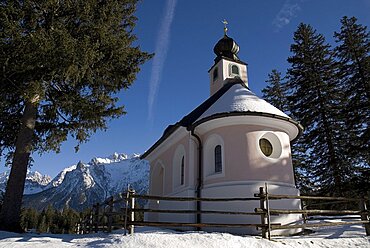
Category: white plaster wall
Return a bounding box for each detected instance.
[172,144,186,189]
[209,62,223,95]
[145,134,198,223]
[145,188,197,231]
[209,59,248,95]
[145,122,301,235]
[222,60,248,85]
[146,181,302,235]
[202,125,296,186]
[147,135,191,196]
[201,181,302,235]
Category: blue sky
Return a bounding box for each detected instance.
[2,0,370,177]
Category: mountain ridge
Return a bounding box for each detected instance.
[0,170,52,195]
[1,152,149,211]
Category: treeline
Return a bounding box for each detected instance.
[262,16,369,197]
[20,205,89,234]
[0,192,83,234]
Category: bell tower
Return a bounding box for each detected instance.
[209,21,248,95]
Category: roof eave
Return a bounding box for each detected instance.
[140,123,181,159]
[189,111,304,142]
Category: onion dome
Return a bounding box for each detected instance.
[213,35,240,62]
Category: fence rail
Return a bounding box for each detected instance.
[131,208,261,215]
[77,185,370,240]
[132,194,258,202]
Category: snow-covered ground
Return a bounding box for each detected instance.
[0,223,368,248]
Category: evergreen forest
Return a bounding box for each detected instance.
[262,16,369,197]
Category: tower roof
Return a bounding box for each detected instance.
[213,35,240,63]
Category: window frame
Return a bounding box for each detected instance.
[229,64,240,77]
[180,156,185,185]
[214,145,222,173]
[259,138,273,157]
[203,134,225,180]
[213,67,218,82]
[257,132,283,159]
[172,144,186,190]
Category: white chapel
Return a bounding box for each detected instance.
[141,26,304,234]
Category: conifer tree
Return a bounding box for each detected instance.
[286,23,351,195]
[0,0,152,232]
[262,69,289,112]
[262,69,311,193]
[20,208,38,231]
[334,16,370,165]
[37,210,48,233]
[0,191,4,212]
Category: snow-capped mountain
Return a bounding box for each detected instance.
[23,153,149,211]
[0,170,51,195]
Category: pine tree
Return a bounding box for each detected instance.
[262,69,311,193]
[20,208,38,231]
[0,0,152,232]
[262,69,289,112]
[286,23,351,195]
[334,16,370,166]
[37,210,47,233]
[65,208,79,233]
[0,191,4,212]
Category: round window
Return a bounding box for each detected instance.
[259,138,273,157]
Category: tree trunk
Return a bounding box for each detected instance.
[0,97,38,232]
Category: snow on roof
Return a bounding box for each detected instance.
[142,79,302,159]
[196,83,289,122]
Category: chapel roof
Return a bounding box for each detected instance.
[141,79,303,159]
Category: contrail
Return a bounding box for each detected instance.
[147,0,177,121]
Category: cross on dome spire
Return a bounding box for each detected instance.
[213,21,240,62]
[222,19,228,36]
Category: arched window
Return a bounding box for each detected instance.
[173,145,186,189]
[214,145,222,173]
[151,161,165,196]
[231,64,239,75]
[181,156,185,185]
[213,68,218,81]
[204,134,224,178]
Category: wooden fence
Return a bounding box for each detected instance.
[75,191,134,235]
[77,185,370,240]
[254,185,370,239]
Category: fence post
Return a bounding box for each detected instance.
[259,186,267,238]
[360,197,370,236]
[107,197,114,232]
[129,189,136,234]
[94,203,100,233]
[301,201,308,224]
[77,217,83,234]
[89,207,94,233]
[75,220,81,234]
[124,190,130,235]
[265,183,271,240]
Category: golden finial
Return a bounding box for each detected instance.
[222,19,228,36]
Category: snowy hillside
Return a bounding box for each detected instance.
[23,153,149,211]
[0,170,51,195]
[0,222,369,248]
